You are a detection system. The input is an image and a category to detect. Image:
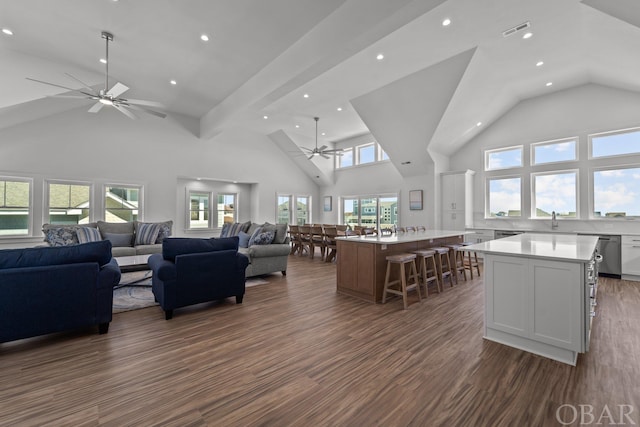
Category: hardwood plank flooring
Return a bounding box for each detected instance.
[1,255,639,426]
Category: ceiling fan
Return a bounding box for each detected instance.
[26,31,166,119]
[300,117,344,159]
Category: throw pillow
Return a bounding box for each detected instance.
[220,222,231,238]
[237,231,250,248]
[154,220,173,243]
[44,227,78,246]
[76,227,102,244]
[252,231,275,245]
[103,232,133,247]
[135,222,160,246]
[248,226,263,246]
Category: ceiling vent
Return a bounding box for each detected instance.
[502,21,530,37]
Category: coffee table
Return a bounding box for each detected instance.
[115,254,152,288]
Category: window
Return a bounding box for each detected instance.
[105,185,140,222]
[357,143,376,164]
[485,146,523,171]
[591,127,640,158]
[296,195,310,225]
[341,194,398,229]
[0,177,31,236]
[531,138,577,165]
[593,167,640,218]
[47,181,91,224]
[276,195,291,224]
[486,177,521,217]
[532,171,577,218]
[276,194,311,225]
[339,148,354,168]
[217,193,236,227]
[379,146,390,161]
[189,192,210,229]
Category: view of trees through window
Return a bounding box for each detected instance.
[276,194,310,225]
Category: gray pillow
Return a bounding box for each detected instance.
[98,221,134,239]
[103,232,133,247]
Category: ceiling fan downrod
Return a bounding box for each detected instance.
[101,31,113,95]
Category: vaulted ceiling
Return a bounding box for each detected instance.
[2,0,640,171]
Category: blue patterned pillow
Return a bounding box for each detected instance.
[76,227,102,244]
[252,231,275,245]
[135,222,160,246]
[44,227,78,246]
[155,220,173,243]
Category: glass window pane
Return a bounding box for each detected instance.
[296,196,309,225]
[533,172,577,218]
[106,186,140,222]
[487,177,521,217]
[189,192,209,229]
[217,193,235,227]
[48,183,91,224]
[593,167,640,217]
[277,195,291,224]
[378,196,397,230]
[592,129,640,158]
[485,147,523,171]
[339,148,353,168]
[342,198,358,229]
[358,144,375,164]
[3,181,30,207]
[380,147,389,161]
[0,179,30,236]
[532,139,577,165]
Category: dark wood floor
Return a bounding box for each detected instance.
[1,254,639,426]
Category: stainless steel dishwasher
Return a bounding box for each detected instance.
[579,234,621,278]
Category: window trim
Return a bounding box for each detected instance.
[530,169,579,219]
[340,192,399,229]
[530,137,578,166]
[485,175,523,219]
[591,164,640,219]
[216,192,237,228]
[104,183,143,222]
[336,147,354,169]
[0,175,33,238]
[45,179,93,225]
[356,142,376,165]
[484,145,523,171]
[186,190,212,230]
[589,126,640,160]
[275,193,311,225]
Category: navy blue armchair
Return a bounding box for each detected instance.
[0,240,120,343]
[148,236,249,319]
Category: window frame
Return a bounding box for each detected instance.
[484,145,523,171]
[485,175,523,218]
[340,193,399,229]
[531,169,579,219]
[104,184,143,223]
[356,142,376,165]
[337,147,354,168]
[275,193,311,225]
[530,137,578,166]
[591,164,640,219]
[0,176,33,237]
[589,126,640,160]
[216,193,237,228]
[187,190,212,230]
[45,179,93,225]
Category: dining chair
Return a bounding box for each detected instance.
[323,226,338,262]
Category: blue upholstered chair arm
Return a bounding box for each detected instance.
[97,258,122,289]
[148,253,177,281]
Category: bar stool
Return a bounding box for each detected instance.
[431,247,454,288]
[412,249,441,296]
[382,253,421,309]
[461,241,481,279]
[445,244,467,284]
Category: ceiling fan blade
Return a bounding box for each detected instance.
[318,145,328,152]
[124,98,165,108]
[321,153,330,159]
[126,104,167,119]
[308,154,315,160]
[64,73,98,94]
[88,102,105,113]
[299,146,313,152]
[26,77,95,97]
[47,94,91,99]
[113,104,138,120]
[107,82,129,97]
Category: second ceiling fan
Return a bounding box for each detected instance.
[300,117,344,159]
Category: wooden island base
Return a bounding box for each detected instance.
[336,231,465,303]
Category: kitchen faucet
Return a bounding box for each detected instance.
[551,211,558,229]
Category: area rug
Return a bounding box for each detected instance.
[112,272,269,313]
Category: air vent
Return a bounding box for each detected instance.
[502,21,530,37]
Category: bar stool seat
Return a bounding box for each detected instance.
[412,249,441,296]
[382,253,421,309]
[445,244,467,284]
[431,247,454,288]
[461,241,481,279]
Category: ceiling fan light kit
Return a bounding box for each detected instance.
[26,31,166,119]
[299,117,344,160]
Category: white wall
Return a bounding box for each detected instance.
[449,83,640,234]
[0,106,319,247]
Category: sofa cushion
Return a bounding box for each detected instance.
[247,222,262,236]
[77,226,102,244]
[162,236,239,262]
[111,246,136,257]
[103,232,133,247]
[134,222,160,246]
[0,240,113,269]
[97,221,135,239]
[238,231,250,248]
[221,221,251,237]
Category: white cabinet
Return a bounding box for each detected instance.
[622,235,640,279]
[441,170,475,230]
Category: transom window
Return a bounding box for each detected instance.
[531,137,577,165]
[590,127,640,159]
[486,176,521,217]
[47,181,91,224]
[357,143,376,164]
[593,166,640,218]
[105,185,140,222]
[339,148,354,168]
[532,171,577,218]
[485,146,523,171]
[0,177,31,236]
[336,141,389,168]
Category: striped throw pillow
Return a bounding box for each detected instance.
[76,227,102,244]
[135,223,160,246]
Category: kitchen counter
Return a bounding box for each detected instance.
[336,229,471,245]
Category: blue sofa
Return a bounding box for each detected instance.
[0,240,121,343]
[148,236,249,320]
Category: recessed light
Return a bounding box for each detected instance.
[303,93,309,98]
[263,115,268,119]
[536,61,544,67]
[170,80,177,85]
[522,32,533,39]
[376,53,384,61]
[321,132,326,136]
[2,28,14,36]
[200,34,209,42]
[99,58,107,64]
[442,18,451,26]
[295,125,300,129]
[546,82,553,87]
[476,122,483,127]
[337,107,342,111]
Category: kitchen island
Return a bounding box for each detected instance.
[463,233,599,365]
[336,230,467,303]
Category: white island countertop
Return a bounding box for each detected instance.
[335,229,470,245]
[463,233,599,263]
